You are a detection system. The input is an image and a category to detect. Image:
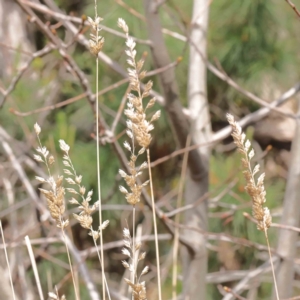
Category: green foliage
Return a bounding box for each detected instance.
[210,1,282,76]
[208,0,299,114]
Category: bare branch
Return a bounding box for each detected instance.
[274,98,300,299]
[285,0,300,18]
[213,82,300,143]
[222,258,280,300]
[0,44,55,108]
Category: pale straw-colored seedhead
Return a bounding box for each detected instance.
[117,18,160,206]
[48,292,66,300]
[87,15,104,56]
[227,114,272,231]
[59,139,109,239]
[34,124,69,229]
[121,228,148,300]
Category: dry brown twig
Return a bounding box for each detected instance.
[20,0,151,45]
[244,211,300,234]
[16,1,100,115]
[221,286,247,300]
[0,44,55,108]
[285,0,300,18]
[11,59,179,118]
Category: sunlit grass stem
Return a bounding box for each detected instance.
[172,134,191,299]
[147,149,162,300]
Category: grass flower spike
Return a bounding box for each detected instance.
[59,139,109,240]
[227,113,279,299]
[117,19,160,202]
[118,18,162,300]
[122,228,148,300]
[88,15,104,56]
[34,124,68,230]
[226,114,272,231]
[34,125,79,300]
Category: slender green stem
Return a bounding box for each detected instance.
[147,148,162,300]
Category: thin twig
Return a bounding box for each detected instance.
[111,85,131,134]
[0,221,16,300]
[20,0,151,45]
[244,212,300,233]
[285,0,300,18]
[221,257,280,300]
[0,44,55,108]
[11,59,179,117]
[222,286,247,300]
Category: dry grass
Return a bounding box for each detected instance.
[88,2,106,299]
[1,1,291,299]
[226,114,272,232]
[117,17,161,300]
[28,12,161,300]
[33,124,79,300]
[227,113,279,300]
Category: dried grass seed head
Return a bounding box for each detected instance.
[39,175,69,229]
[124,279,147,300]
[62,150,109,237]
[226,113,272,231]
[59,139,70,154]
[119,19,160,150]
[118,18,129,35]
[121,227,148,298]
[33,126,69,229]
[88,15,104,56]
[49,292,66,300]
[34,123,41,135]
[59,141,97,232]
[119,162,149,205]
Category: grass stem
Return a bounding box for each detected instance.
[147,148,162,300]
[0,221,16,300]
[264,229,279,300]
[61,229,80,300]
[172,134,191,299]
[25,235,44,300]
